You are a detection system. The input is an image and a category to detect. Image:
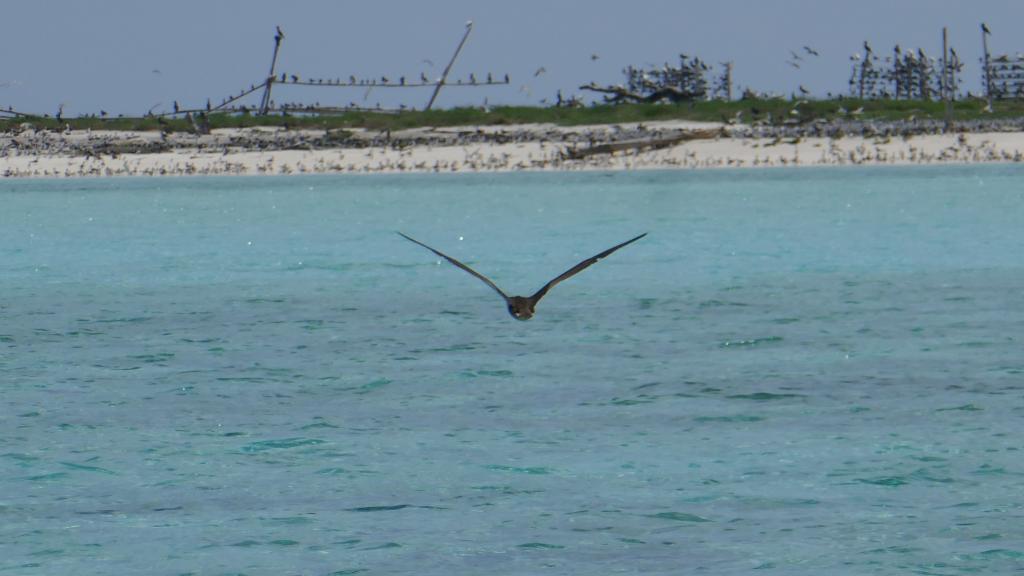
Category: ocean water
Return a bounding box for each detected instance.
[2,166,1023,575]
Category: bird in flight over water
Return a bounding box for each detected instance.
[398,232,647,320]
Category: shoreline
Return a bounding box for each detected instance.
[2,120,1023,177]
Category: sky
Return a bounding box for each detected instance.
[3,0,1023,117]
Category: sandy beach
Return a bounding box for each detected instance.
[2,120,1023,177]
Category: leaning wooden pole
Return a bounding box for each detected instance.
[942,27,953,130]
[259,26,285,115]
[981,22,992,108]
[425,21,474,111]
[724,62,733,101]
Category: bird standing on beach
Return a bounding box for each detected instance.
[398,232,647,320]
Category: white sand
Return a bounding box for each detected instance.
[2,122,1023,177]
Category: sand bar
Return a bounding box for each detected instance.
[2,120,1023,177]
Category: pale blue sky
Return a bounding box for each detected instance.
[3,1,1022,116]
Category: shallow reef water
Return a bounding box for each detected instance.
[2,167,1023,575]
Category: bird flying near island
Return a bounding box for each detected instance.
[398,232,647,320]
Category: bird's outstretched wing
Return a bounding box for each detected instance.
[529,233,647,304]
[398,232,509,300]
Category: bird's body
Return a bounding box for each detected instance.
[399,232,646,320]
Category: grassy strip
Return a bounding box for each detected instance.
[3,98,1024,133]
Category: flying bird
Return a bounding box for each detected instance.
[398,232,647,320]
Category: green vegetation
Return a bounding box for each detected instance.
[4,97,1024,133]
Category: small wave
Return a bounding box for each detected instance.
[647,511,711,523]
[962,549,1024,560]
[699,299,750,308]
[60,461,116,475]
[346,504,411,512]
[420,343,478,353]
[610,397,656,406]
[462,369,514,378]
[345,504,446,513]
[240,438,325,453]
[28,472,69,482]
[485,464,552,475]
[935,404,983,412]
[91,316,152,324]
[470,485,543,495]
[770,317,800,324]
[910,468,954,484]
[694,414,764,423]
[354,378,391,394]
[855,476,908,487]
[2,453,39,468]
[727,392,805,401]
[128,352,175,364]
[363,542,401,551]
[719,336,783,348]
[92,363,141,371]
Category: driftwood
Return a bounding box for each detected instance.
[562,129,719,160]
[580,82,699,104]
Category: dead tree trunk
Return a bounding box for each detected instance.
[580,83,697,104]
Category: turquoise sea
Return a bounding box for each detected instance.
[2,167,1023,575]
